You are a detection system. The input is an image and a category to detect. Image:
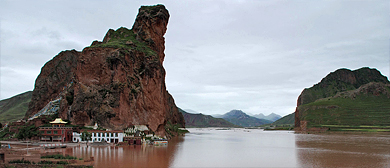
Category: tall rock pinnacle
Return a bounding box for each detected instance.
[26,5,185,137]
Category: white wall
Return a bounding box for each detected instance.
[72,132,123,143]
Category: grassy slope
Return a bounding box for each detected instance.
[0,91,32,123]
[296,68,390,131]
[299,93,390,127]
[179,109,238,128]
[272,112,295,125]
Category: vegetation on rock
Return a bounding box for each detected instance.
[16,125,40,140]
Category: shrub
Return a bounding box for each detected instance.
[9,159,31,164]
[56,161,69,165]
[41,154,77,160]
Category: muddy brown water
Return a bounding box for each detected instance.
[41,128,390,168]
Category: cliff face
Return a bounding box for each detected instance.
[294,67,390,127]
[26,5,185,137]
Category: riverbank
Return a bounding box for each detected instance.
[0,141,94,167]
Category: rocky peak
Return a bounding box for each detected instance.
[299,67,389,106]
[25,5,184,138]
[223,110,249,119]
[318,67,389,89]
[132,5,169,63]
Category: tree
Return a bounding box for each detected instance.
[80,131,92,144]
[16,125,39,140]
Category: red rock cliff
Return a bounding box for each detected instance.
[26,5,185,137]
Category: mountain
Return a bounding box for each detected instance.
[272,113,294,125]
[221,110,272,127]
[0,91,32,123]
[252,113,281,122]
[24,5,184,137]
[212,114,223,118]
[294,67,390,129]
[179,109,238,128]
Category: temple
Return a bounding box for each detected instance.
[39,118,73,142]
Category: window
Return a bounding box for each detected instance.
[54,131,58,134]
[62,130,64,134]
[115,133,118,137]
[47,131,52,134]
[103,133,105,137]
[40,131,45,134]
[97,133,100,137]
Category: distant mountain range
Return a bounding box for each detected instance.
[252,113,281,122]
[217,110,273,127]
[0,91,32,123]
[179,109,238,127]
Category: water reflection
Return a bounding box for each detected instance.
[51,136,184,168]
[170,128,297,167]
[44,129,390,168]
[296,133,390,168]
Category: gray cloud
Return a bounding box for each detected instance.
[1,0,389,117]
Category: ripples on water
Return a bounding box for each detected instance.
[54,128,390,168]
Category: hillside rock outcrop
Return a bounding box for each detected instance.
[25,5,184,137]
[294,67,389,127]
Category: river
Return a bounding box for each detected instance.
[57,128,390,167]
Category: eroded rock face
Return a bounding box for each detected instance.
[294,67,389,127]
[26,5,185,137]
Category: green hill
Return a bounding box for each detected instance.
[298,67,389,106]
[273,112,294,125]
[179,109,238,128]
[0,91,32,123]
[295,67,390,131]
[299,82,390,127]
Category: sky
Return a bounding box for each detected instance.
[0,0,389,117]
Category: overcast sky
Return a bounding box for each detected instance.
[0,0,389,117]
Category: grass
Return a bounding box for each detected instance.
[299,93,390,127]
[272,113,294,125]
[0,91,32,123]
[89,27,157,59]
[0,127,14,140]
[165,121,188,136]
[318,125,390,132]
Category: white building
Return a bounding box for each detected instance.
[73,130,124,143]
